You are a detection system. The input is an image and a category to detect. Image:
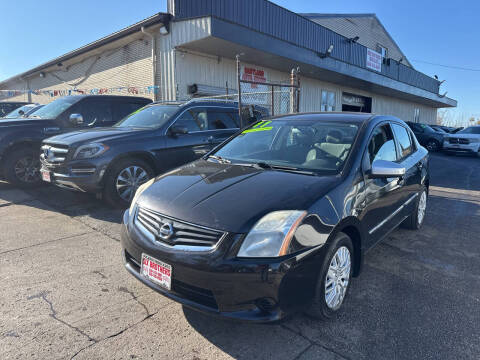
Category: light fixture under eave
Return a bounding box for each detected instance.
[318,44,334,58]
[349,36,360,43]
[39,72,45,78]
[159,25,169,35]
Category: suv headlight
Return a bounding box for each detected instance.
[73,143,109,159]
[237,211,307,258]
[129,178,155,217]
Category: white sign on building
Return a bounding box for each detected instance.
[366,48,382,72]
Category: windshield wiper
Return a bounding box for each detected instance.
[207,155,231,164]
[28,115,41,119]
[250,162,317,176]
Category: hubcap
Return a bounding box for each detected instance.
[427,141,438,151]
[14,156,40,183]
[115,166,150,202]
[418,191,427,225]
[325,246,351,310]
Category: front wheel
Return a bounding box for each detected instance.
[305,233,353,319]
[3,148,42,188]
[103,158,154,208]
[426,140,440,152]
[402,188,428,230]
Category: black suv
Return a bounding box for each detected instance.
[0,95,151,187]
[405,121,444,152]
[0,102,31,117]
[40,100,268,207]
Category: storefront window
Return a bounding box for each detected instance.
[321,90,336,112]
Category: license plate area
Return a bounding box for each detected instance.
[41,170,51,182]
[141,254,172,291]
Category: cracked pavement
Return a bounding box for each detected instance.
[0,153,479,359]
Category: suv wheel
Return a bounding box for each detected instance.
[426,140,440,152]
[402,187,428,230]
[305,232,353,319]
[4,148,42,188]
[104,158,154,208]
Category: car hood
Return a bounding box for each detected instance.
[0,118,55,128]
[137,160,340,233]
[44,127,146,146]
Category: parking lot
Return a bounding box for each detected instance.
[0,152,479,360]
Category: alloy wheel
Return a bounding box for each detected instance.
[325,246,351,310]
[418,191,427,225]
[115,166,150,202]
[426,140,438,152]
[14,156,40,183]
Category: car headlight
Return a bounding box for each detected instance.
[237,211,307,258]
[73,143,109,159]
[128,178,155,217]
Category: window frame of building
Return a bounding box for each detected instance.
[377,44,388,58]
[414,108,420,123]
[321,90,336,112]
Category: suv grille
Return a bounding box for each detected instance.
[449,138,469,145]
[41,144,69,164]
[135,207,225,249]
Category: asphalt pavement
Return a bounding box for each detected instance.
[0,152,479,359]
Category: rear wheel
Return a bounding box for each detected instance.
[3,148,42,188]
[103,158,154,208]
[305,233,353,319]
[402,187,427,230]
[426,140,440,152]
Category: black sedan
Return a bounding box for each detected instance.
[121,113,429,322]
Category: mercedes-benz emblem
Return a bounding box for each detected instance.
[158,222,174,240]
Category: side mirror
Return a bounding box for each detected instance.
[69,113,84,126]
[370,160,405,178]
[169,126,188,135]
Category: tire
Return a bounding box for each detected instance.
[3,147,42,188]
[426,139,440,152]
[305,232,354,320]
[402,187,428,230]
[103,158,154,208]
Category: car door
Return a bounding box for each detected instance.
[391,123,422,215]
[60,98,113,130]
[162,107,213,171]
[206,108,240,148]
[360,122,406,248]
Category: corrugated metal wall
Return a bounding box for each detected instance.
[171,0,440,94]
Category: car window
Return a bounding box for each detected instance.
[31,97,80,119]
[113,102,148,121]
[367,124,397,165]
[207,109,239,129]
[115,105,178,129]
[391,123,414,159]
[69,99,113,126]
[174,108,208,132]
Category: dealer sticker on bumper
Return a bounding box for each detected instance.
[141,254,172,290]
[41,170,51,183]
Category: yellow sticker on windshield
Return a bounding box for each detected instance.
[242,121,273,133]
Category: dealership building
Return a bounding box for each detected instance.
[0,0,456,123]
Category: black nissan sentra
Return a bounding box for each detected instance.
[121,113,429,322]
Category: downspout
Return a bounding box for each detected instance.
[141,26,157,101]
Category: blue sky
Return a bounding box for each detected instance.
[2,0,479,119]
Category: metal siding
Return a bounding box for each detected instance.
[172,0,440,94]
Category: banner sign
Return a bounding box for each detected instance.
[241,66,267,89]
[366,48,382,72]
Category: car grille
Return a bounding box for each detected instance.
[135,207,226,249]
[449,138,469,145]
[41,143,69,164]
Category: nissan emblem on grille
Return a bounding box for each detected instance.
[158,222,174,240]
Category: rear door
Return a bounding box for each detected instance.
[360,122,405,248]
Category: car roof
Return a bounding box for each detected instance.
[268,112,375,124]
[60,95,151,101]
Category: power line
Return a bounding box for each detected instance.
[411,59,480,72]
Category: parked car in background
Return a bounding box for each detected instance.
[430,125,448,134]
[443,126,480,157]
[22,104,45,117]
[0,101,31,117]
[0,95,152,187]
[406,122,444,151]
[430,125,462,134]
[40,100,268,207]
[121,113,429,322]
[3,104,41,118]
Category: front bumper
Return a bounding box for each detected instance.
[40,156,112,193]
[120,210,324,323]
[443,142,480,154]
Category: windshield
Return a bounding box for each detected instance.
[459,127,480,135]
[114,105,179,128]
[213,119,359,174]
[4,105,35,118]
[30,97,80,119]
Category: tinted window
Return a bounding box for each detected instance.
[391,124,414,159]
[207,110,239,129]
[113,102,147,121]
[32,97,80,119]
[174,108,208,132]
[367,124,397,165]
[69,99,112,126]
